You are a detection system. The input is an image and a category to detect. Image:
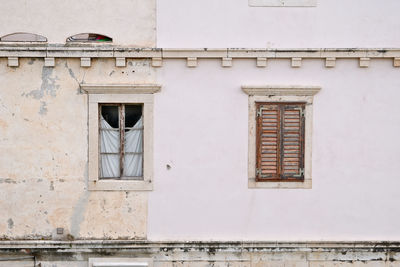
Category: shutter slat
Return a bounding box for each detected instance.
[256,102,305,181]
[256,104,280,179]
[281,105,304,179]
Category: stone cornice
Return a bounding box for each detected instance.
[1,45,399,58]
[242,85,321,96]
[1,46,400,68]
[0,240,399,251]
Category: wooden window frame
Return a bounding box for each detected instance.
[99,103,144,180]
[255,102,305,182]
[242,85,320,189]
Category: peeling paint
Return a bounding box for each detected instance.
[26,66,60,99]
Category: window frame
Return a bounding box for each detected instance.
[82,84,161,191]
[99,103,144,180]
[242,85,320,189]
[255,102,306,182]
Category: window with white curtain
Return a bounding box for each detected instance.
[82,83,160,191]
[100,104,143,179]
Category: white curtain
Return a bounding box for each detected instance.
[124,117,143,177]
[100,116,120,178]
[100,116,143,178]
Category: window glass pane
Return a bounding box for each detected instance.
[100,126,120,153]
[125,105,142,128]
[123,154,143,177]
[100,104,120,178]
[100,155,120,178]
[101,105,119,128]
[124,104,143,177]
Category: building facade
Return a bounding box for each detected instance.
[1,0,400,266]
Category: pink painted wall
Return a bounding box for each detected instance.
[156,0,400,48]
[149,0,400,240]
[148,58,400,240]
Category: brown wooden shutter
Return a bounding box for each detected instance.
[281,104,305,180]
[256,103,305,181]
[256,104,280,180]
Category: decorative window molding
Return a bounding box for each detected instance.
[0,32,47,42]
[81,84,161,94]
[249,0,317,7]
[242,85,320,189]
[89,258,153,267]
[82,83,161,191]
[242,85,321,96]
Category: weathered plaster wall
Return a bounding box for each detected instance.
[0,0,156,46]
[0,58,155,239]
[148,58,400,240]
[157,0,400,48]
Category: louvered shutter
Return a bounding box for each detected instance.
[256,103,305,181]
[256,104,280,180]
[281,104,305,179]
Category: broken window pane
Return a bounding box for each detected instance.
[67,33,112,42]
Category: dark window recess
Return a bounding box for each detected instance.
[256,102,305,182]
[99,104,143,179]
[0,32,47,42]
[125,105,142,128]
[101,105,119,128]
[67,33,112,42]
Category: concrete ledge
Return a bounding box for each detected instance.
[248,178,312,189]
[0,46,399,60]
[1,240,400,250]
[80,84,162,94]
[242,85,321,96]
[1,240,400,266]
[88,180,153,191]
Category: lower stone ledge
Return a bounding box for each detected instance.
[0,241,399,266]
